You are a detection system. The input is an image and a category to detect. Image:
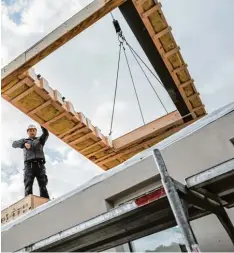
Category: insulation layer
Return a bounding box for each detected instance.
[1,69,112,168]
[133,0,206,118]
[1,69,195,170]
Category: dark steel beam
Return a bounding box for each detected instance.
[119,1,191,119]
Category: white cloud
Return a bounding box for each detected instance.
[1,0,92,65]
[1,173,25,210]
[5,0,30,17]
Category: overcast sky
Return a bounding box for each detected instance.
[1,0,234,210]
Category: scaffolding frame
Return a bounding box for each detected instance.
[15,149,234,252]
[153,149,234,252]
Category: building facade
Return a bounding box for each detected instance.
[2,103,234,252]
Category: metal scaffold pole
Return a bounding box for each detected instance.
[153,149,201,252]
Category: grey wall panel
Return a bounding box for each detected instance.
[1,156,160,252]
[2,108,234,252]
[162,111,234,183]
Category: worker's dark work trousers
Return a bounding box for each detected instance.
[24,161,49,199]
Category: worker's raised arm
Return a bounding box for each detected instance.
[39,126,49,146]
[12,139,26,149]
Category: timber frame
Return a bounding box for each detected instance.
[1,0,206,170]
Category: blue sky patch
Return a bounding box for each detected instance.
[10,11,21,24]
[2,0,23,24]
[3,0,15,4]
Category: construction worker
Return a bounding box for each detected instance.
[12,124,50,199]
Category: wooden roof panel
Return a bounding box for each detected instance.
[1,0,207,170]
[1,68,197,170]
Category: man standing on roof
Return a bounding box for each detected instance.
[12,124,50,199]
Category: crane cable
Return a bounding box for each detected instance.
[123,43,146,126]
[109,42,122,136]
[109,14,168,135]
[127,45,168,113]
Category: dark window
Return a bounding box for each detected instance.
[130,227,186,252]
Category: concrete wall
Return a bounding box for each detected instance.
[161,111,234,252]
[162,111,234,183]
[1,153,162,252]
[2,110,234,252]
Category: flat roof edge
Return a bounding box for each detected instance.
[2,103,233,233]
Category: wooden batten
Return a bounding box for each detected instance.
[142,3,162,18]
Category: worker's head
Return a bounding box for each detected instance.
[27,124,37,138]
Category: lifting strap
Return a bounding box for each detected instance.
[109,14,168,136]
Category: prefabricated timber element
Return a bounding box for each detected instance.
[126,0,206,119]
[113,111,182,150]
[1,0,206,120]
[1,69,198,170]
[97,115,195,169]
[1,195,48,225]
[0,0,207,170]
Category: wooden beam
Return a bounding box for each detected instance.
[2,77,33,98]
[172,64,188,74]
[153,26,172,40]
[113,111,182,150]
[87,146,110,159]
[101,118,197,168]
[193,105,205,112]
[28,100,52,116]
[80,140,103,153]
[187,93,200,101]
[11,87,35,103]
[63,126,89,141]
[69,132,95,146]
[164,46,180,58]
[58,123,83,139]
[179,79,194,88]
[142,3,162,18]
[1,0,126,86]
[43,112,68,127]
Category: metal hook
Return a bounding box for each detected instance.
[118,34,124,44]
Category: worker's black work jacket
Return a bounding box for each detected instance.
[12,126,49,163]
